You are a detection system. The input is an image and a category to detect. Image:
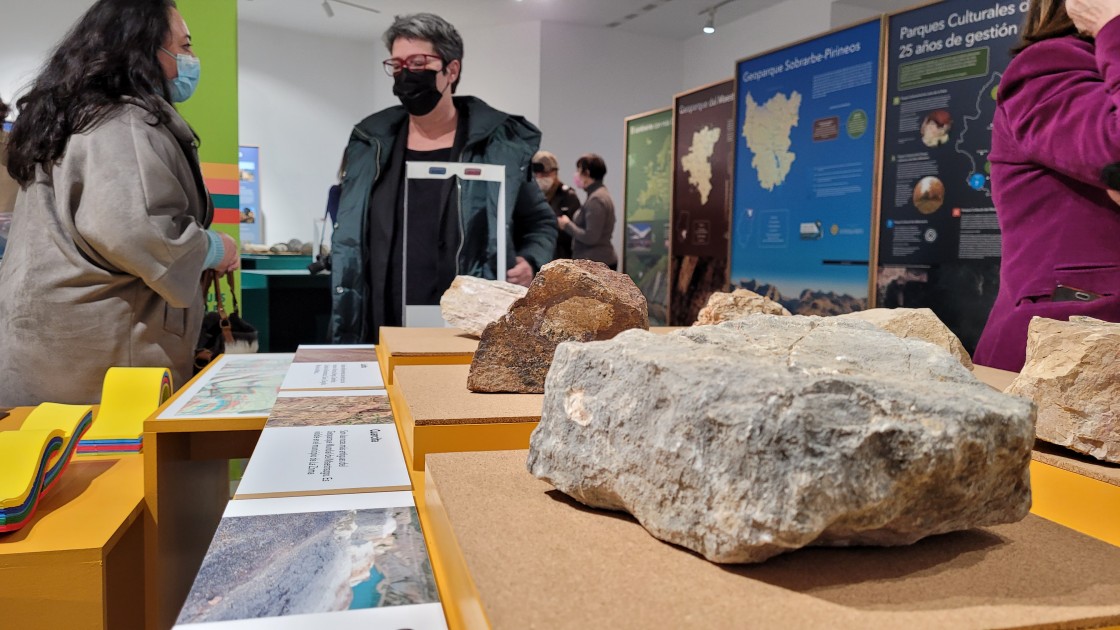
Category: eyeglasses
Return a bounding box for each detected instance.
[383,53,444,77]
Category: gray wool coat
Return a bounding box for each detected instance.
[0,100,212,406]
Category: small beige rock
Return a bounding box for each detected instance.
[440,276,528,338]
[838,308,973,368]
[694,289,790,325]
[1007,316,1119,463]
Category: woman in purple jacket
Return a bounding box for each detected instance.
[974,0,1120,371]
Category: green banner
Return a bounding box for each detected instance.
[623,109,673,325]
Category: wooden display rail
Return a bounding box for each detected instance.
[0,407,145,630]
[424,450,1120,630]
[142,358,268,630]
[377,327,480,385]
[390,364,542,471]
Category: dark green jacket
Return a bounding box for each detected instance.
[329,96,557,343]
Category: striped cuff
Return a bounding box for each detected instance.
[202,230,225,270]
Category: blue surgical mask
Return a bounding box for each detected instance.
[160,47,200,103]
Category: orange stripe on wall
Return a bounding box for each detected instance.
[202,162,239,180]
[205,178,239,195]
[213,208,241,224]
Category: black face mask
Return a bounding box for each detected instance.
[393,68,445,117]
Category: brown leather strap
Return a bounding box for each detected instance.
[205,269,234,344]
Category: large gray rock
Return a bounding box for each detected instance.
[1007,316,1120,463]
[527,315,1035,564]
[837,307,973,368]
[440,275,528,338]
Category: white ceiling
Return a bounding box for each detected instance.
[239,0,794,43]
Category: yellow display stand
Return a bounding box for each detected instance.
[0,409,146,630]
[142,358,269,630]
[377,327,480,385]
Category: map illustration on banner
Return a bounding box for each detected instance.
[731,19,882,315]
[878,0,1023,353]
[671,79,735,325]
[623,109,673,325]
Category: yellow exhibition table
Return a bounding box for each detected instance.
[0,408,146,630]
[141,359,267,630]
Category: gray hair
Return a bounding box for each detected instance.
[383,13,464,92]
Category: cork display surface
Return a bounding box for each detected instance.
[378,327,480,357]
[427,450,1120,630]
[395,365,542,427]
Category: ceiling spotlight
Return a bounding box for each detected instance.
[322,0,334,17]
[703,9,716,34]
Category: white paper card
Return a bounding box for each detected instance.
[280,361,384,390]
[235,425,410,499]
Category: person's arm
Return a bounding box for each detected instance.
[511,177,557,271]
[1000,20,1120,188]
[564,194,612,245]
[67,112,209,308]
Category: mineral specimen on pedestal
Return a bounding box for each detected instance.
[1007,316,1120,463]
[440,275,528,337]
[694,288,790,325]
[837,307,973,368]
[527,315,1035,564]
[467,259,649,393]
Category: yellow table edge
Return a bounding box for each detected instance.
[143,357,269,434]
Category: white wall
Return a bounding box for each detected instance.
[0,0,93,112]
[238,21,381,245]
[539,21,683,258]
[456,21,542,127]
[681,0,836,92]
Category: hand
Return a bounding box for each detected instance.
[507,256,534,287]
[215,232,241,274]
[1109,189,1120,206]
[557,215,571,230]
[1067,0,1120,36]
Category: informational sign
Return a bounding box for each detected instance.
[238,145,262,244]
[878,0,1022,352]
[671,79,735,325]
[731,19,883,315]
[623,108,673,325]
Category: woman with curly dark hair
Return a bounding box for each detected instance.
[0,0,239,406]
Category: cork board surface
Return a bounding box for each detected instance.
[1033,441,1120,488]
[972,364,1018,392]
[379,327,479,357]
[396,365,542,427]
[428,450,1120,630]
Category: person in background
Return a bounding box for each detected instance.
[973,0,1120,371]
[0,0,239,407]
[531,150,581,260]
[330,13,557,344]
[558,153,618,270]
[0,96,16,217]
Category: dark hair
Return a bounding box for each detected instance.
[383,13,464,93]
[577,154,607,182]
[7,0,178,186]
[0,97,9,124]
[1013,0,1082,55]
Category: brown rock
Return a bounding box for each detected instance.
[468,259,649,393]
[1006,316,1119,462]
[837,307,973,368]
[694,289,790,325]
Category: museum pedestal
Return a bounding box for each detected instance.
[0,408,145,630]
[377,327,480,385]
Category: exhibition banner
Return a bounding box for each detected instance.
[623,108,673,325]
[671,79,735,325]
[731,19,883,315]
[877,0,1022,352]
[238,146,262,244]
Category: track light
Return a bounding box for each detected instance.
[322,0,334,17]
[703,9,716,34]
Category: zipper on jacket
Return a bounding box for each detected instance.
[454,147,466,278]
